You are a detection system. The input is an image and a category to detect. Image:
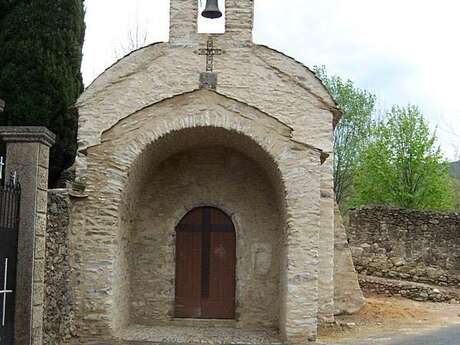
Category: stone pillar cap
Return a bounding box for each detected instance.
[0,126,56,147]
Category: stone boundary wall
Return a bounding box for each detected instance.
[348,206,460,287]
[44,190,75,345]
[359,275,459,303]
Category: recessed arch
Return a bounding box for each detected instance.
[108,126,287,333]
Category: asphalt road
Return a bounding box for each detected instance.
[328,325,460,345]
[385,326,460,345]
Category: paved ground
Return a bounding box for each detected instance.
[329,325,460,345]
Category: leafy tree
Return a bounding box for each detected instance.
[314,66,376,211]
[453,179,460,210]
[450,161,460,210]
[0,0,85,185]
[353,105,454,211]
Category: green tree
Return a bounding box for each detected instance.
[454,179,460,210]
[0,0,85,185]
[353,105,454,211]
[314,66,376,211]
[450,161,460,210]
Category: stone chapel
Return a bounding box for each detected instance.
[71,0,363,344]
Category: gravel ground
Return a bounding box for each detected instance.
[318,295,460,345]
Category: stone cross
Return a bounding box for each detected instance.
[1,258,13,327]
[199,37,222,72]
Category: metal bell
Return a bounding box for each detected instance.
[202,0,223,19]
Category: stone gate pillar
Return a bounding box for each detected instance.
[0,127,55,345]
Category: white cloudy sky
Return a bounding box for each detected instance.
[82,0,460,160]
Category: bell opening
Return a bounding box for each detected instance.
[198,0,225,34]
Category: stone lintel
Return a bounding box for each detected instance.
[0,126,56,147]
[0,98,5,112]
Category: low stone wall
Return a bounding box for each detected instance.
[359,275,459,303]
[348,206,460,287]
[44,190,76,345]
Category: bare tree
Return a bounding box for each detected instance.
[114,21,149,59]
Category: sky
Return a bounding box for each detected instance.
[82,0,460,160]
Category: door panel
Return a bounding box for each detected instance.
[175,207,235,319]
[175,231,202,318]
[201,230,236,319]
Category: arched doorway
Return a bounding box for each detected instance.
[175,207,236,319]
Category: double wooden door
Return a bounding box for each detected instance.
[175,207,236,319]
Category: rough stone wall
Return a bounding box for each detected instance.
[128,147,281,330]
[359,275,460,303]
[44,190,76,345]
[349,206,460,287]
[333,204,364,315]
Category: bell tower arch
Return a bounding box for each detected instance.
[170,0,254,47]
[198,0,226,34]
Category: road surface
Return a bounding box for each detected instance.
[329,325,460,345]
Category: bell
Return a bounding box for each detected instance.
[202,0,223,19]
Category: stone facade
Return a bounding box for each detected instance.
[68,1,361,344]
[73,90,323,343]
[349,206,460,287]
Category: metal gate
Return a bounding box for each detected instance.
[0,175,20,345]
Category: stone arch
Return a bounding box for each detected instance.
[114,126,287,333]
[77,91,322,341]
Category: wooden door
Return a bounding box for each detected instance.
[175,207,235,319]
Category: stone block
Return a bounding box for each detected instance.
[33,283,45,307]
[36,213,47,237]
[32,326,43,345]
[38,145,50,169]
[36,190,48,213]
[34,235,46,260]
[32,305,44,329]
[33,259,45,283]
[37,166,49,191]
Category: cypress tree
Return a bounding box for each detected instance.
[0,0,85,185]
